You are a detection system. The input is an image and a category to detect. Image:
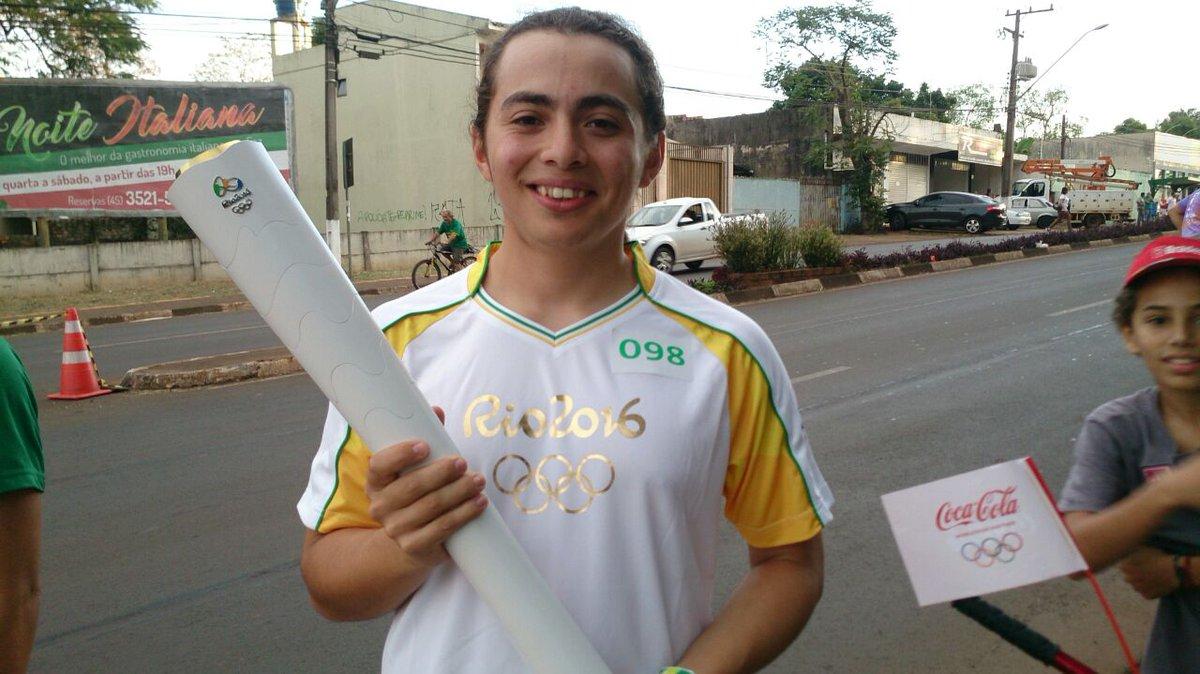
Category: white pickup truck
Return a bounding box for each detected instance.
[1008,178,1137,227]
[626,197,761,272]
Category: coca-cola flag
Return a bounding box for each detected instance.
[881,457,1087,607]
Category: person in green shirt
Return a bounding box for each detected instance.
[426,210,471,268]
[0,337,45,674]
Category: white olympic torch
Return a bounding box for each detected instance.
[167,140,611,674]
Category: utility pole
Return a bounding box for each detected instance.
[323,0,341,265]
[1059,114,1067,159]
[1000,6,1054,198]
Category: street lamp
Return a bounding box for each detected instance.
[1017,23,1108,102]
[1000,21,1109,196]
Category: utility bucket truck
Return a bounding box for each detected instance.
[1007,155,1138,227]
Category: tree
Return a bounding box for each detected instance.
[191,36,272,83]
[0,0,157,77]
[757,0,899,231]
[1157,109,1200,139]
[946,83,1000,130]
[770,60,955,124]
[1113,118,1148,134]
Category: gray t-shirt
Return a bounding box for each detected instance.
[1059,387,1200,674]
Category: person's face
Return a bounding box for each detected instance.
[471,30,664,251]
[1121,268,1200,394]
[441,211,453,223]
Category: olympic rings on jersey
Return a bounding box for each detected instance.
[491,453,615,515]
[960,532,1024,568]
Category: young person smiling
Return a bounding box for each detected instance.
[297,8,832,673]
[1060,236,1200,674]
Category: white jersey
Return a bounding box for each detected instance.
[297,242,833,673]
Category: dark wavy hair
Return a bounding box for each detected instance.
[471,7,665,143]
[1113,266,1200,327]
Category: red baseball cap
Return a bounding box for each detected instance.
[1124,235,1200,286]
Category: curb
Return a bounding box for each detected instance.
[120,347,300,390]
[716,232,1162,306]
[0,312,62,330]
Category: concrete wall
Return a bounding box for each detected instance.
[0,224,502,297]
[1027,131,1200,178]
[272,1,500,235]
[732,177,839,228]
[668,108,826,179]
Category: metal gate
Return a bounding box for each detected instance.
[884,152,929,204]
[670,159,722,211]
[633,143,731,212]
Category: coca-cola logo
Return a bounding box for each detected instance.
[935,486,1019,531]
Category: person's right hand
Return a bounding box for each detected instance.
[1118,546,1180,599]
[365,412,488,568]
[1155,454,1200,510]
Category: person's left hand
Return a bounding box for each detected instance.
[1118,546,1180,600]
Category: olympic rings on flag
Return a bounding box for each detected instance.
[960,532,1024,568]
[492,453,615,515]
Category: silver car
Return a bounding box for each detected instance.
[1008,196,1059,229]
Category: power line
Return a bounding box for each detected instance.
[337,18,478,56]
[350,1,490,32]
[0,1,270,22]
[665,85,777,102]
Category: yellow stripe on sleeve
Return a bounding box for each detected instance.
[314,302,463,533]
[721,341,823,547]
[653,305,823,548]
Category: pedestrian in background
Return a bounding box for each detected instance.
[1053,186,1071,229]
[0,337,45,674]
[1169,190,1200,239]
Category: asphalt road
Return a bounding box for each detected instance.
[9,242,1158,673]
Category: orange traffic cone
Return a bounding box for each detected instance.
[48,308,114,400]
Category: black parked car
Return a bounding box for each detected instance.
[885,192,1007,234]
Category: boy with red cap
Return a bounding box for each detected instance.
[1059,236,1200,673]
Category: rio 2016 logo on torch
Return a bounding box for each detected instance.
[212,176,253,214]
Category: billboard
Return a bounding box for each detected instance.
[957,131,1003,167]
[0,79,292,216]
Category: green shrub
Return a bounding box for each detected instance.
[687,278,726,294]
[761,211,806,270]
[796,225,844,268]
[712,217,766,272]
[712,211,843,272]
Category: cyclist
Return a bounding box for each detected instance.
[426,210,471,269]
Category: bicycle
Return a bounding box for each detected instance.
[411,241,477,289]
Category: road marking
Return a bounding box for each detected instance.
[92,325,267,348]
[1051,322,1109,342]
[1047,299,1111,317]
[127,316,172,324]
[791,366,851,384]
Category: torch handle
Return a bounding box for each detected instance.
[166,140,611,674]
[951,597,1096,674]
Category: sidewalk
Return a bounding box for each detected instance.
[0,276,414,336]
